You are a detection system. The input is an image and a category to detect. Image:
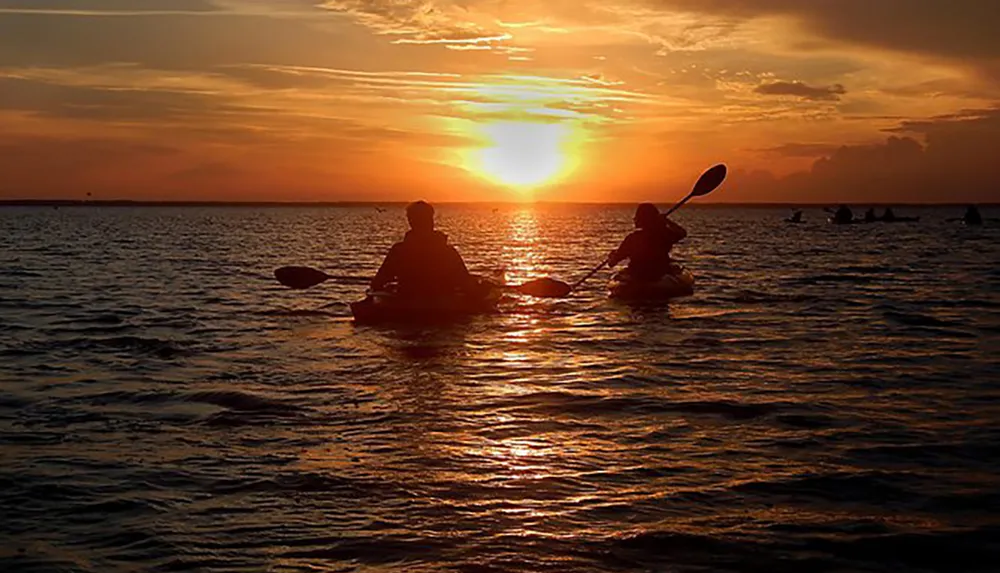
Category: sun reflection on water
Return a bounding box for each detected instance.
[502,208,543,284]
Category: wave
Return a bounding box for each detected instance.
[262,308,341,318]
[732,471,919,504]
[785,273,887,285]
[82,336,194,359]
[729,289,819,304]
[183,390,301,413]
[608,526,1000,572]
[208,470,400,501]
[501,392,781,421]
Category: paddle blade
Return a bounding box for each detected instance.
[275,266,331,289]
[515,277,572,298]
[692,164,727,197]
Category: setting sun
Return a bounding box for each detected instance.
[466,121,579,191]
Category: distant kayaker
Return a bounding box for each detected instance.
[833,205,854,224]
[607,203,687,282]
[371,201,478,297]
[882,207,897,222]
[964,205,983,226]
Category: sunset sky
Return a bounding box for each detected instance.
[2,1,999,202]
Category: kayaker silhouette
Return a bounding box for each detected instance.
[833,204,854,224]
[371,201,479,297]
[607,203,688,282]
[964,205,983,226]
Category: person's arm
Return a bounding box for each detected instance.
[607,235,633,267]
[371,244,401,290]
[445,246,479,289]
[663,217,688,243]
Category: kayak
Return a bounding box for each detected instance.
[608,268,695,301]
[350,283,502,325]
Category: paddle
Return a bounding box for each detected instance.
[275,266,370,290]
[275,265,572,298]
[561,163,728,295]
[509,277,572,298]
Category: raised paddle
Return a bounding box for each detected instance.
[664,163,727,217]
[563,163,728,295]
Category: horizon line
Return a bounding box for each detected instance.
[1,200,996,208]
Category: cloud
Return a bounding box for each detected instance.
[314,0,1000,74]
[754,81,846,101]
[758,142,842,158]
[318,0,490,41]
[391,33,512,46]
[0,74,234,122]
[0,0,216,13]
[726,108,1000,203]
[0,7,375,70]
[648,0,1000,77]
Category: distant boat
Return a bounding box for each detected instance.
[948,207,986,225]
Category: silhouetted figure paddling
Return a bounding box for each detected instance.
[833,205,854,224]
[964,205,983,226]
[882,207,896,222]
[371,201,480,297]
[787,210,803,223]
[607,203,687,282]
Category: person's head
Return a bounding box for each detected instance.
[406,200,435,231]
[634,203,661,230]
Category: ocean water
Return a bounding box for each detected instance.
[1,205,998,573]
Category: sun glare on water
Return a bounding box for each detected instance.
[473,121,574,190]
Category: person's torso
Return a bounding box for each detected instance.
[391,232,464,295]
[624,229,675,281]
